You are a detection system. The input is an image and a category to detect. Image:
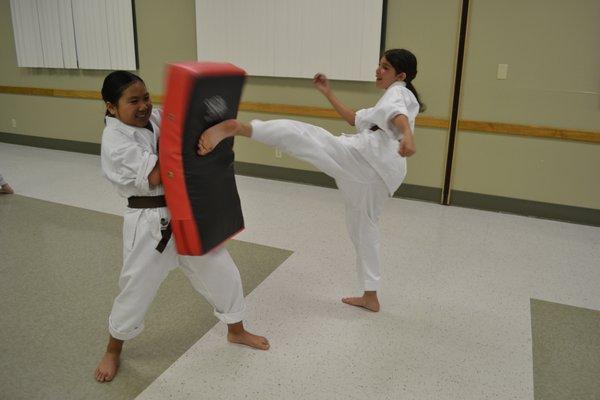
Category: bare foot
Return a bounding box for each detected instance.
[0,184,13,194]
[342,293,380,312]
[95,352,120,382]
[197,119,241,155]
[228,330,270,350]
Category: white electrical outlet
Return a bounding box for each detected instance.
[275,148,282,158]
[497,64,508,80]
[11,118,17,128]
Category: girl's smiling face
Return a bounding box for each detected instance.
[107,80,152,128]
[375,56,406,89]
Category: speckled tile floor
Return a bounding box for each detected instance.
[1,142,599,400]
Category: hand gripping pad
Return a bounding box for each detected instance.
[159,62,246,255]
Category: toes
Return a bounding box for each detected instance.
[197,145,208,155]
[341,297,367,307]
[197,140,213,155]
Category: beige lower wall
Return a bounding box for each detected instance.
[0,95,104,143]
[452,131,600,209]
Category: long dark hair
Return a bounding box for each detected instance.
[384,49,425,112]
[101,71,144,117]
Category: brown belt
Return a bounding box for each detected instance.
[127,195,167,208]
[127,195,171,253]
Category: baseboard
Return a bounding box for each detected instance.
[2,132,597,226]
[0,132,100,155]
[451,190,600,227]
[234,161,442,203]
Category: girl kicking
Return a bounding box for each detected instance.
[198,49,423,312]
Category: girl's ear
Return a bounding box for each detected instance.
[106,102,117,116]
[396,72,407,82]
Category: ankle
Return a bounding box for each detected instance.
[240,123,252,138]
[227,321,245,335]
[106,337,124,354]
[106,344,122,354]
[363,291,378,300]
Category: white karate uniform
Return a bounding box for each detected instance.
[250,81,419,291]
[101,109,245,340]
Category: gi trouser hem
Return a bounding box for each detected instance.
[108,315,144,341]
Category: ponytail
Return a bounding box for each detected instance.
[405,81,425,113]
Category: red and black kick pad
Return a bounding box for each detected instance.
[159,62,246,255]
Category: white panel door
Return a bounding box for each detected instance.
[10,0,44,67]
[105,0,137,70]
[10,0,137,70]
[57,0,78,68]
[358,0,384,80]
[196,0,228,62]
[72,0,111,69]
[272,0,304,78]
[195,0,383,81]
[72,0,136,70]
[37,0,65,68]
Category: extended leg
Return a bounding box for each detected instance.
[199,119,369,184]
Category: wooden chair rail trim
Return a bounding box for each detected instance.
[1,85,598,143]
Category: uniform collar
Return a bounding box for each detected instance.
[105,115,146,135]
[389,80,407,89]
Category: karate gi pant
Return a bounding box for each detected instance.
[251,119,399,291]
[108,208,246,340]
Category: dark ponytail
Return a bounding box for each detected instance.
[384,49,426,112]
[101,71,144,117]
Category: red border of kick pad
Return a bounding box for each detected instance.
[159,62,246,255]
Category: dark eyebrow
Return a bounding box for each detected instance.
[126,92,149,101]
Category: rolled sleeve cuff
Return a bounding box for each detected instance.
[135,152,158,191]
[385,106,409,125]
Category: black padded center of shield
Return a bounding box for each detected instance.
[181,75,245,251]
